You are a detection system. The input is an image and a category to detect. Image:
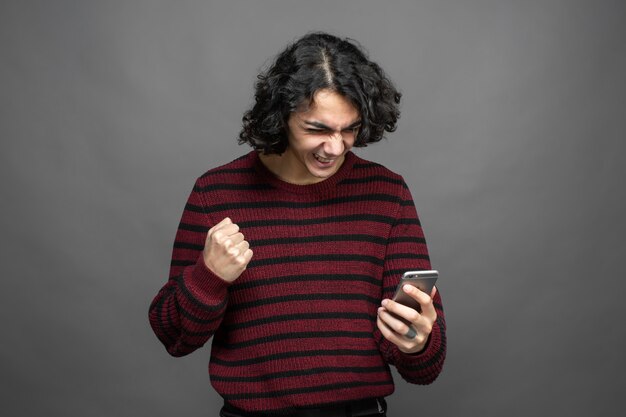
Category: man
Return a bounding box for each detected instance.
[149,32,446,416]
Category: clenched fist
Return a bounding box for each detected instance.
[202,217,253,283]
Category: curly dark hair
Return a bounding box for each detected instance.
[239,32,402,154]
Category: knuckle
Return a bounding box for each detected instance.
[407,311,420,322]
[385,300,397,311]
[415,292,427,304]
[212,231,223,242]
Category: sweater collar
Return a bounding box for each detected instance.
[250,151,356,195]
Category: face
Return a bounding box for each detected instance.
[280,89,361,184]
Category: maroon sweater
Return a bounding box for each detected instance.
[149,151,446,413]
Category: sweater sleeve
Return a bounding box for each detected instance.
[374,180,447,384]
[148,179,230,357]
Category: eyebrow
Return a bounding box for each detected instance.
[302,120,362,130]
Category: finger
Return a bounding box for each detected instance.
[207,218,232,243]
[234,239,250,253]
[401,285,435,316]
[378,311,431,354]
[378,306,416,336]
[377,316,413,349]
[208,217,232,236]
[220,232,245,255]
[217,223,240,237]
[404,326,418,339]
[236,248,253,267]
[402,284,432,304]
[211,224,241,245]
[406,284,436,319]
[377,315,400,341]
[227,239,249,256]
[227,232,245,246]
[381,298,420,324]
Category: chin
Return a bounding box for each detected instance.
[306,163,336,179]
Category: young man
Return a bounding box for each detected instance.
[149,32,446,416]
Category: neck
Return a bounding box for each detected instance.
[259,152,326,185]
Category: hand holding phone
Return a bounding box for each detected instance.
[377,270,440,354]
[392,270,438,312]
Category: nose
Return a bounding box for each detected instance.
[323,132,345,156]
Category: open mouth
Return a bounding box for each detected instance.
[314,154,333,164]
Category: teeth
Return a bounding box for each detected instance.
[315,154,332,163]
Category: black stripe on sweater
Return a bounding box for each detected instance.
[352,162,384,170]
[174,234,426,251]
[385,253,431,261]
[211,348,381,367]
[338,175,404,186]
[171,259,195,267]
[199,166,254,179]
[194,183,273,192]
[228,293,380,312]
[248,254,384,268]
[210,365,388,382]
[221,379,392,400]
[173,241,204,251]
[176,275,228,313]
[387,236,427,244]
[238,214,396,228]
[185,193,400,213]
[249,234,387,247]
[222,312,375,331]
[230,273,380,292]
[150,287,177,346]
[217,331,372,350]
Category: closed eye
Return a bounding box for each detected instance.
[300,121,360,136]
[305,128,329,134]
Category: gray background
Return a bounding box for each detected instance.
[1,0,625,416]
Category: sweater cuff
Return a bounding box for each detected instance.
[393,317,443,367]
[182,256,230,305]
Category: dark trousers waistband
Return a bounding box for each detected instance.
[220,397,387,417]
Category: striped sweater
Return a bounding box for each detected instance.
[148,150,446,413]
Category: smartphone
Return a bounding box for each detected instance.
[392,270,438,312]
